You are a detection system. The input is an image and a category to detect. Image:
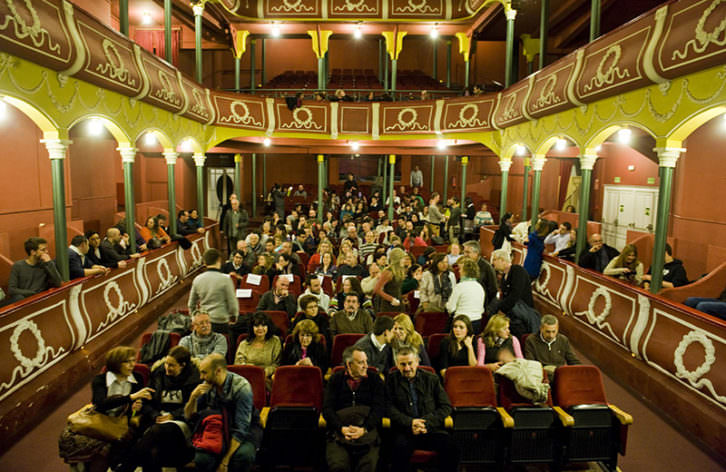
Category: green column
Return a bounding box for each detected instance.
[378,39,384,83]
[391,59,398,92]
[443,156,449,202]
[235,57,241,90]
[432,38,438,80]
[576,155,597,263]
[460,156,468,237]
[464,60,470,90]
[388,154,396,221]
[499,159,512,218]
[505,8,517,87]
[650,148,683,293]
[384,55,389,91]
[530,157,545,229]
[590,0,601,41]
[446,40,452,89]
[539,0,549,70]
[234,154,242,198]
[164,151,178,235]
[521,158,531,221]
[261,39,266,86]
[42,139,71,281]
[318,56,325,90]
[430,155,435,192]
[317,154,324,222]
[193,3,204,83]
[251,153,257,217]
[164,0,172,63]
[120,0,129,36]
[119,147,138,253]
[193,153,206,221]
[250,40,256,91]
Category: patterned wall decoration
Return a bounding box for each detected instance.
[214,92,267,130]
[265,0,320,17]
[441,96,495,132]
[492,81,529,129]
[275,102,329,134]
[181,75,215,124]
[139,48,184,114]
[329,0,381,18]
[381,103,434,133]
[525,53,577,119]
[390,0,444,18]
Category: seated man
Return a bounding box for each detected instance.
[338,253,366,278]
[544,222,572,255]
[7,237,63,303]
[185,354,257,472]
[578,233,619,273]
[222,250,249,282]
[100,227,138,268]
[684,286,726,320]
[68,235,109,279]
[353,316,395,373]
[642,243,689,289]
[256,276,297,318]
[386,346,459,472]
[293,184,308,198]
[178,210,205,236]
[179,312,228,360]
[524,315,580,378]
[323,347,385,472]
[297,274,331,312]
[330,293,374,337]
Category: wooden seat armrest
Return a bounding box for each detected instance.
[319,413,327,428]
[608,404,633,425]
[444,416,453,429]
[260,406,270,428]
[553,406,575,427]
[381,417,391,429]
[496,407,514,428]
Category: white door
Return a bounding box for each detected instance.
[602,185,658,250]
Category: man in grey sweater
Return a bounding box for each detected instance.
[188,248,238,334]
[179,312,228,359]
[8,237,63,303]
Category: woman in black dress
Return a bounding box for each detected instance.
[438,315,477,378]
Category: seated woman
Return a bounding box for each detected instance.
[139,216,170,248]
[251,253,274,276]
[604,244,644,285]
[334,275,365,311]
[476,313,523,371]
[401,263,423,295]
[474,203,495,228]
[420,253,456,313]
[438,315,478,377]
[314,251,338,278]
[120,346,200,472]
[307,240,333,272]
[266,252,299,280]
[281,319,328,372]
[445,257,485,333]
[291,294,331,346]
[234,312,282,389]
[392,314,431,366]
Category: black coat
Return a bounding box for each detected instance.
[385,369,452,433]
[490,264,534,314]
[578,244,620,272]
[281,340,328,372]
[323,370,385,433]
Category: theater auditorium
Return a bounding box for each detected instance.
[0,0,725,471]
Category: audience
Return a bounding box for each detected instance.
[330,293,373,337]
[392,313,431,366]
[179,312,228,360]
[139,216,170,247]
[68,235,109,280]
[684,287,726,320]
[445,258,485,333]
[492,212,514,250]
[473,203,494,228]
[462,241,498,306]
[223,200,249,254]
[578,233,619,272]
[488,249,537,338]
[522,219,549,280]
[292,294,331,345]
[373,247,407,312]
[257,275,297,317]
[352,316,395,373]
[222,250,249,281]
[476,313,523,371]
[281,319,328,371]
[420,253,456,313]
[188,249,238,334]
[100,227,137,268]
[642,243,689,289]
[7,237,63,303]
[297,274,331,312]
[544,221,572,255]
[177,210,205,236]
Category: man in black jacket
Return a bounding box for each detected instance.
[256,276,297,317]
[323,347,385,472]
[578,233,619,273]
[488,248,537,338]
[385,346,458,472]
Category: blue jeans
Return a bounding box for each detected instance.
[194,440,256,472]
[684,297,726,320]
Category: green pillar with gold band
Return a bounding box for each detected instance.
[232,30,248,91]
[504,7,517,87]
[308,30,333,91]
[499,158,512,219]
[576,154,598,264]
[317,154,324,223]
[193,152,206,221]
[164,151,178,236]
[383,30,406,93]
[119,146,138,253]
[455,33,471,90]
[430,155,435,192]
[383,156,388,203]
[446,40,452,89]
[193,2,204,83]
[530,156,546,229]
[388,154,396,221]
[460,156,468,237]
[249,40,256,91]
[234,153,242,198]
[522,157,530,221]
[164,0,172,63]
[539,0,549,70]
[42,138,71,281]
[650,147,684,293]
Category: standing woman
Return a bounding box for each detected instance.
[492,212,514,250]
[523,219,550,280]
[476,314,523,371]
[445,258,485,334]
[234,312,282,389]
[373,247,407,313]
[438,315,477,377]
[419,253,456,313]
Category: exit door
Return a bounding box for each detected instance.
[602,185,658,250]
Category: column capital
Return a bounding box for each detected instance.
[505,8,517,21]
[117,146,137,164]
[531,156,546,171]
[193,152,206,167]
[498,159,512,172]
[523,157,531,167]
[317,154,325,163]
[234,153,242,163]
[580,154,598,170]
[461,155,469,165]
[388,154,396,164]
[41,139,72,159]
[654,147,685,168]
[163,151,178,165]
[192,2,205,17]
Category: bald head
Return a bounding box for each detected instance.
[106,227,121,243]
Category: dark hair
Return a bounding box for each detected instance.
[70,235,87,247]
[203,248,221,266]
[248,312,275,340]
[407,263,422,279]
[24,237,47,255]
[85,230,100,240]
[665,243,673,256]
[501,212,513,224]
[342,276,363,297]
[299,294,318,311]
[448,315,474,358]
[177,210,188,219]
[232,250,245,259]
[167,345,191,368]
[373,316,395,335]
[428,253,447,275]
[562,222,572,231]
[105,346,136,374]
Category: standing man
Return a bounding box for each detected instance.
[323,347,385,472]
[188,249,238,334]
[185,354,257,472]
[7,237,63,303]
[427,193,446,237]
[488,248,537,338]
[386,346,459,472]
[409,165,423,189]
[524,315,580,378]
[223,199,249,255]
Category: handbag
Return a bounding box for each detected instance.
[67,404,131,442]
[191,409,226,454]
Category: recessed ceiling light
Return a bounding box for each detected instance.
[617,128,632,144]
[88,119,104,136]
[430,24,439,39]
[516,144,526,156]
[271,23,280,38]
[351,141,360,152]
[145,132,156,146]
[555,138,567,150]
[437,139,447,150]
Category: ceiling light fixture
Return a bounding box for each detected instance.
[430,24,439,39]
[263,137,271,147]
[350,141,360,152]
[595,144,602,153]
[271,22,280,38]
[555,138,567,150]
[141,11,152,25]
[516,144,526,156]
[437,139,447,150]
[353,24,362,40]
[617,128,632,144]
[145,132,156,146]
[88,118,104,136]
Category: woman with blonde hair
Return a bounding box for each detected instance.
[476,313,523,371]
[373,247,407,313]
[392,314,431,366]
[251,253,274,275]
[604,244,643,285]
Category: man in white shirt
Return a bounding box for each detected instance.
[544,222,572,255]
[297,275,331,312]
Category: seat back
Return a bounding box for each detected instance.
[261,310,290,338]
[133,363,151,386]
[376,311,399,318]
[270,365,324,411]
[415,312,448,337]
[407,291,420,315]
[320,275,334,296]
[426,333,448,367]
[497,369,552,409]
[240,273,269,293]
[554,365,608,409]
[227,364,267,411]
[237,290,261,315]
[330,333,365,367]
[444,366,497,407]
